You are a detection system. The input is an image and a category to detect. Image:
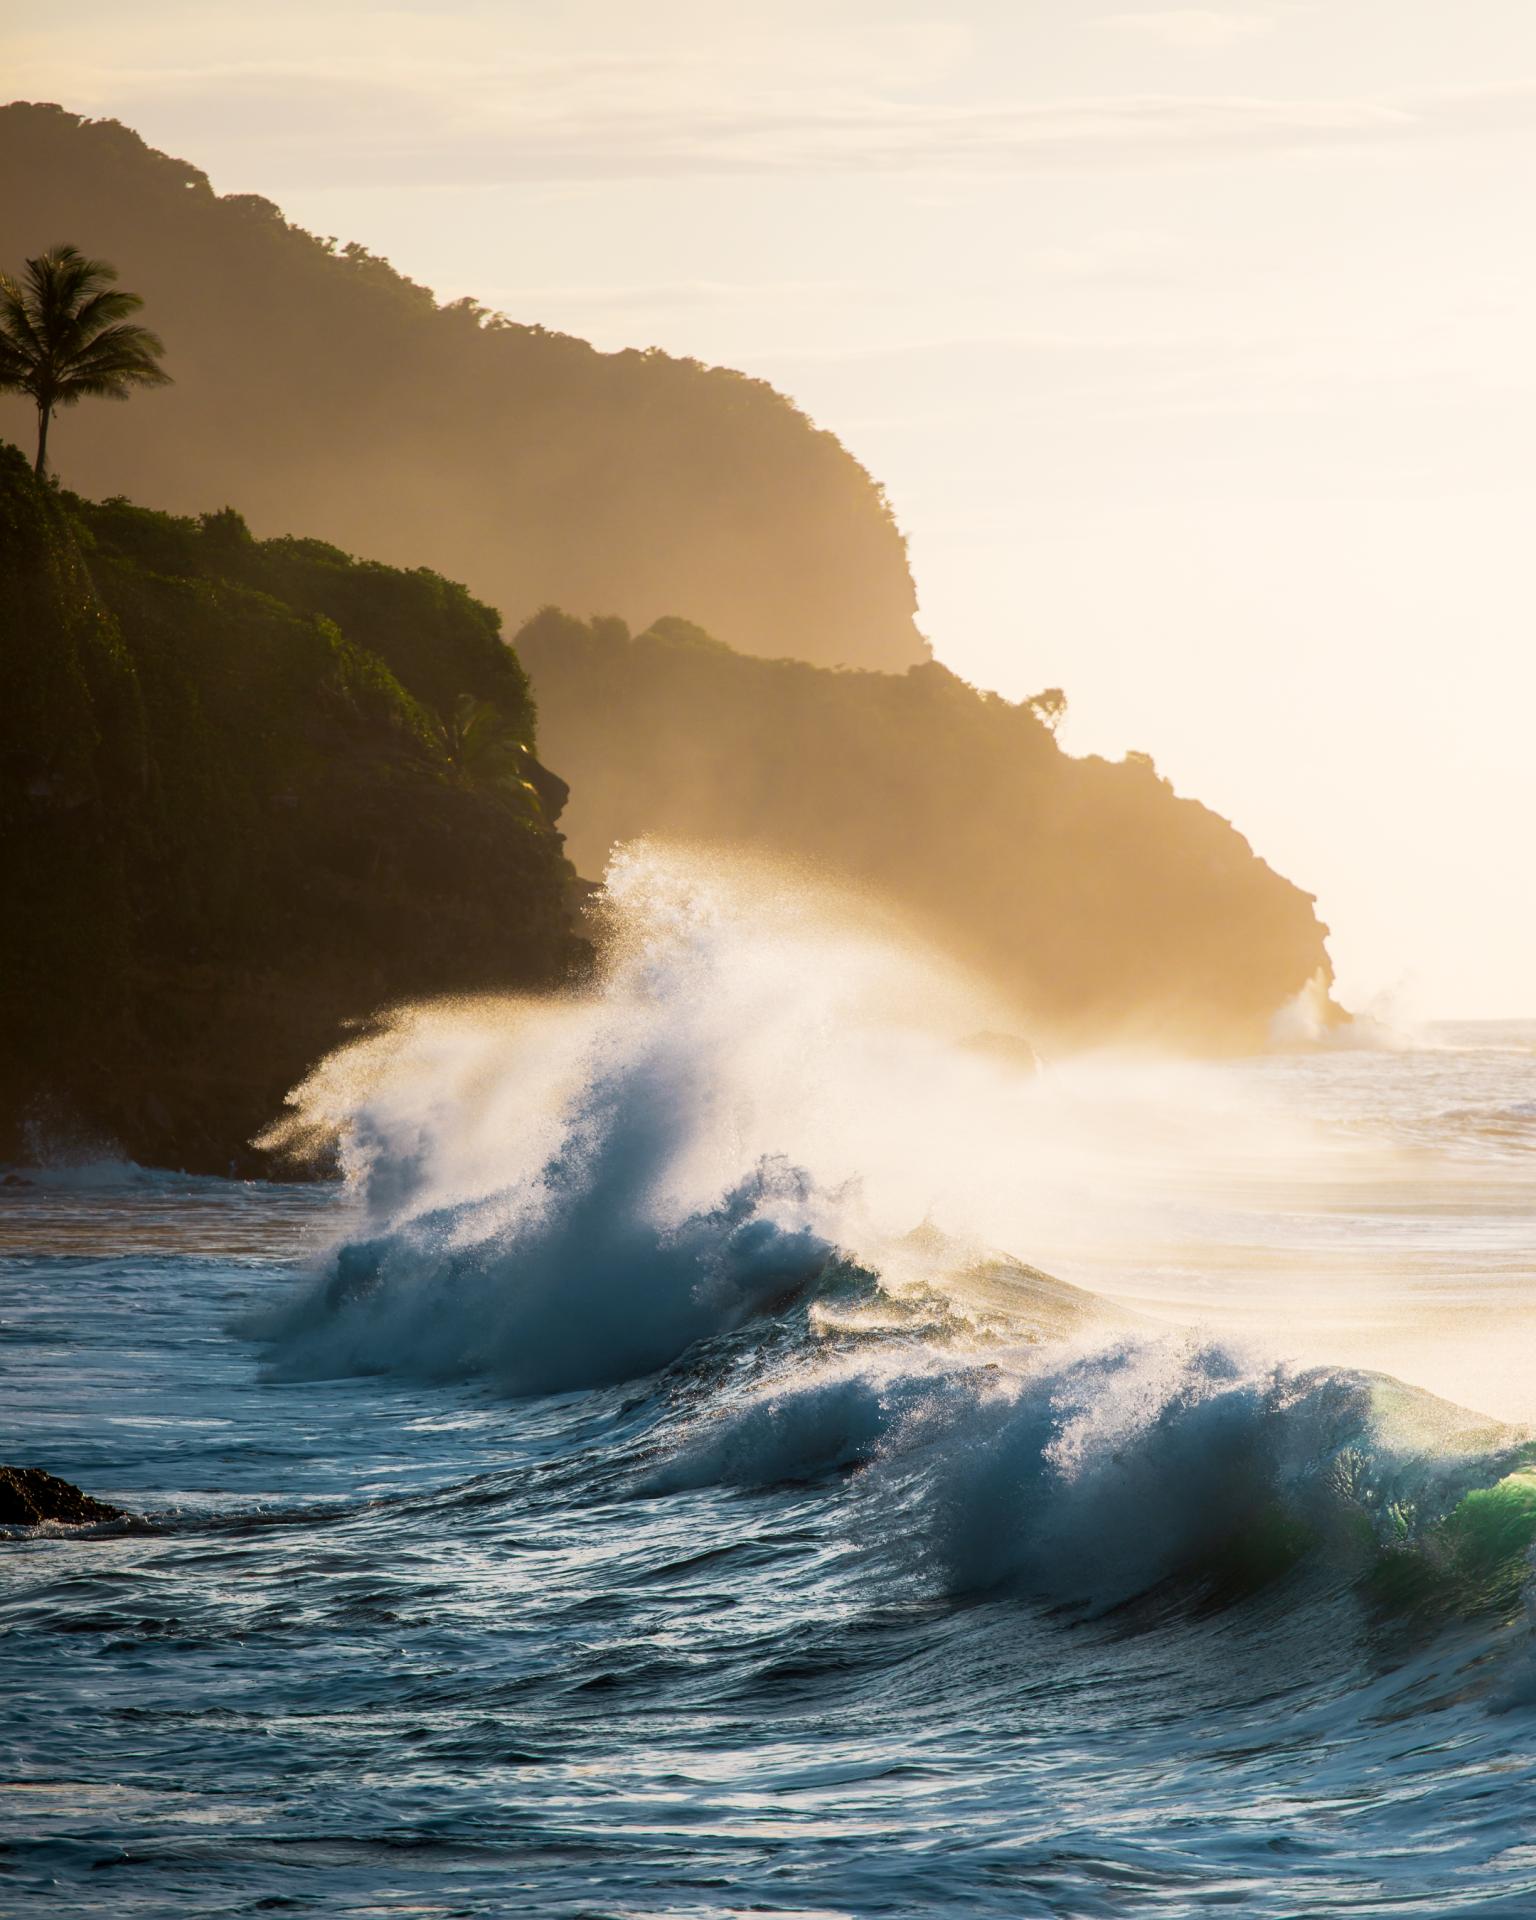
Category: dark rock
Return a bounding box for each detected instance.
[0,1466,124,1527]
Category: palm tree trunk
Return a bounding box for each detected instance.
[34,404,50,480]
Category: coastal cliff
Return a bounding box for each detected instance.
[0,102,927,673]
[516,611,1338,1052]
[0,446,583,1172]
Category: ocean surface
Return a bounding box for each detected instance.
[4,855,1536,1918]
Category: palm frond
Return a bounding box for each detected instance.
[62,321,170,380]
[0,275,43,358]
[0,244,170,442]
[0,334,32,391]
[63,287,147,339]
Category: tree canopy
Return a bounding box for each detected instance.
[0,446,581,1171]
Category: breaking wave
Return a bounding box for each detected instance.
[247,845,1536,1628]
[660,1336,1536,1617]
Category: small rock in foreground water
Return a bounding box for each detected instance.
[0,1466,124,1527]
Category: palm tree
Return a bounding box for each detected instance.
[0,245,171,479]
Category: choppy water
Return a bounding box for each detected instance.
[4,853,1536,1917]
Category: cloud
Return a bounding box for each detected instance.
[18,38,1536,190]
[13,0,1536,194]
[182,81,1536,187]
[1096,10,1277,52]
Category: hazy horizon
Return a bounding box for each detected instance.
[12,0,1536,1018]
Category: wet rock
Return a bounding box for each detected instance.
[0,1466,124,1527]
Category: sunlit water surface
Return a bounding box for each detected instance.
[4,879,1536,1920]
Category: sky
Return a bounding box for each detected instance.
[11,0,1536,1016]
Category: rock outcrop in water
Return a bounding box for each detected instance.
[0,1467,123,1527]
[0,102,927,674]
[516,610,1341,1051]
[0,444,585,1172]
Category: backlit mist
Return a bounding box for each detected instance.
[10,0,1536,1015]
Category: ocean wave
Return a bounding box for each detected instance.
[1434,1099,1536,1150]
[658,1336,1536,1618]
[246,846,1067,1391]
[243,847,1536,1644]
[0,1158,203,1191]
[250,1138,844,1394]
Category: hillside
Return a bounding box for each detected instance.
[515,611,1338,1051]
[0,102,926,673]
[0,445,584,1172]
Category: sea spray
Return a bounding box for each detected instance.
[250,844,1536,1435]
[246,846,963,1389]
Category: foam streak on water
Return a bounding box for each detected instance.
[3,847,1536,1917]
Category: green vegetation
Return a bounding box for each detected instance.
[0,244,169,476]
[0,103,926,671]
[0,444,583,1171]
[515,611,1338,1051]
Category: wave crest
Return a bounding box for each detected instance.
[660,1337,1536,1615]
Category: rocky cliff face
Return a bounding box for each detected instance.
[0,447,585,1172]
[516,611,1339,1053]
[0,102,928,673]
